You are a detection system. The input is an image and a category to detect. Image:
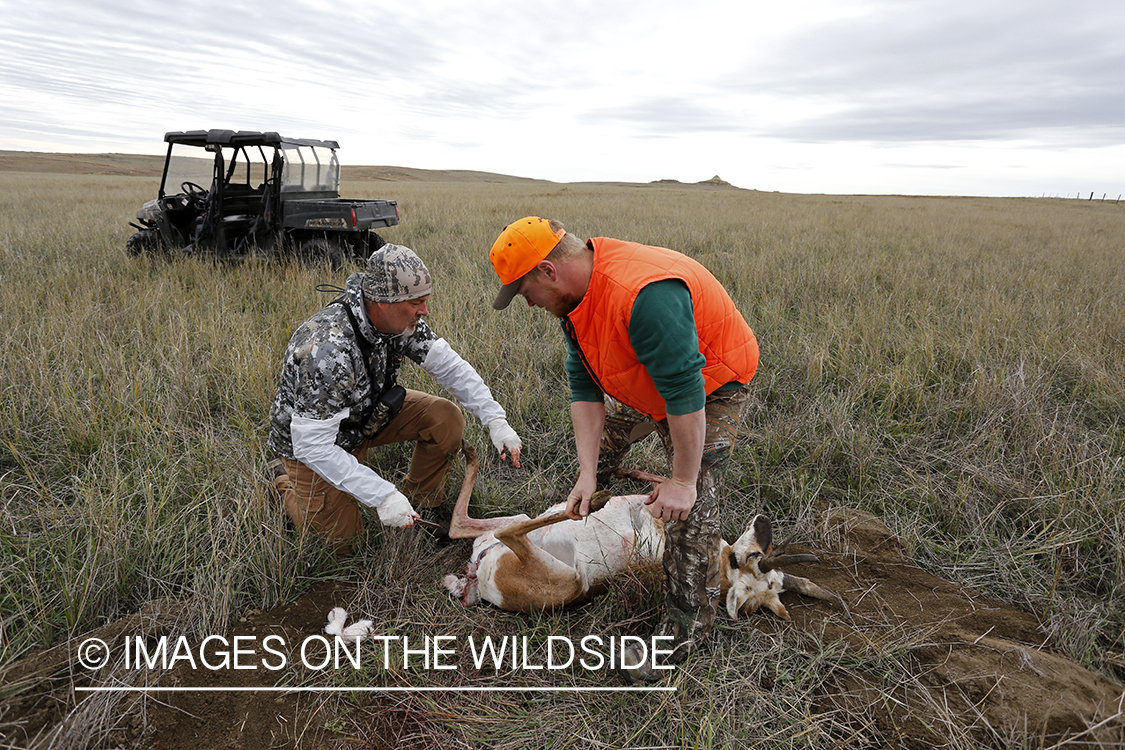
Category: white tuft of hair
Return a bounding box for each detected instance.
[443,574,466,598]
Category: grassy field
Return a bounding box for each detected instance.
[1,167,1123,748]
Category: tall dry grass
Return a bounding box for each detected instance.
[1,170,1123,747]
[0,173,337,658]
[386,181,1125,669]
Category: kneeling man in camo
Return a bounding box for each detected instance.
[267,243,522,554]
[489,217,758,683]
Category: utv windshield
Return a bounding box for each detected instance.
[162,144,215,195]
[162,143,272,195]
[280,143,340,196]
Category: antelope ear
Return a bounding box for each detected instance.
[726,585,741,619]
[729,550,739,570]
[751,515,773,553]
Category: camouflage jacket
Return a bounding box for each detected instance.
[268,273,439,459]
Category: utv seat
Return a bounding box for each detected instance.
[221,184,265,221]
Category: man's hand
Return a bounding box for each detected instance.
[644,478,697,521]
[488,418,522,467]
[376,490,420,528]
[564,473,598,519]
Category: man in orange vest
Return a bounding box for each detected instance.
[490,216,759,683]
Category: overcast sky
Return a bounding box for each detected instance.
[2,0,1123,197]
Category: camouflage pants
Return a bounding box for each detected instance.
[598,388,750,660]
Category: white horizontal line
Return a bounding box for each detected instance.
[76,686,674,693]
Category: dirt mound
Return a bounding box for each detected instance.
[3,509,1121,749]
[1,583,355,750]
[800,508,1124,746]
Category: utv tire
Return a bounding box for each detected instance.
[126,229,161,257]
[298,238,346,270]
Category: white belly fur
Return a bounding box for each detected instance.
[474,495,663,609]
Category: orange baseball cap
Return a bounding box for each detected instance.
[490,216,565,309]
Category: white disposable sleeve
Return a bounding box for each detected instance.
[290,409,398,508]
[421,338,506,425]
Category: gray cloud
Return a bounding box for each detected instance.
[783,91,1125,145]
[580,97,745,135]
[735,1,1125,144]
[555,2,1125,146]
[0,1,455,136]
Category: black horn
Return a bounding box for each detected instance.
[758,553,819,573]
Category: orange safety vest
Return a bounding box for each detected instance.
[566,238,758,420]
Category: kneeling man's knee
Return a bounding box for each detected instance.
[427,397,465,450]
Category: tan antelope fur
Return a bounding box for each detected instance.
[442,444,843,617]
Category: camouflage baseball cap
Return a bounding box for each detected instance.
[362,244,432,302]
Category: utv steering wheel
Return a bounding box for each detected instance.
[181,181,208,201]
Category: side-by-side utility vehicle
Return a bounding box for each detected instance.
[127,129,398,265]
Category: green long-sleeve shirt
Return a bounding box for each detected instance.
[565,279,736,417]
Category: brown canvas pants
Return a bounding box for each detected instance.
[598,387,750,659]
[275,389,465,554]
